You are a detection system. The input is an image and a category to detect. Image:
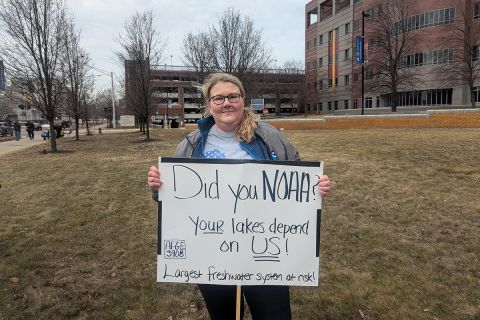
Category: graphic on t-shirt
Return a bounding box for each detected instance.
[203,149,226,159]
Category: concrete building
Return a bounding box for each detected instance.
[125,64,305,125]
[305,0,480,114]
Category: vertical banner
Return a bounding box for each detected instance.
[157,158,323,286]
[355,36,364,64]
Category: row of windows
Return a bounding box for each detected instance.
[312,96,381,112]
[311,88,453,112]
[306,22,351,50]
[386,89,453,107]
[399,48,454,68]
[316,73,359,90]
[391,8,455,35]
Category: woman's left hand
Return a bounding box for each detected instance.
[318,175,331,198]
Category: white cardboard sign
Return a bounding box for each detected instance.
[156,157,323,286]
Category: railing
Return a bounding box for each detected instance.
[150,64,305,75]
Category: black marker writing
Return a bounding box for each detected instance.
[262,170,311,202]
[173,165,219,199]
[228,183,258,214]
[189,216,224,236]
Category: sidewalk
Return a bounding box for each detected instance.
[0,134,48,156]
[0,125,143,156]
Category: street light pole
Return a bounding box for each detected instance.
[361,10,369,116]
[90,66,116,128]
[110,72,116,128]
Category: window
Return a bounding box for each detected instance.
[314,37,317,46]
[368,38,375,50]
[344,74,350,86]
[328,101,332,110]
[306,40,310,50]
[473,87,480,102]
[475,3,480,19]
[345,23,350,35]
[473,45,480,61]
[328,79,333,87]
[328,30,333,41]
[318,80,323,90]
[335,27,340,39]
[335,77,338,86]
[319,102,323,111]
[366,67,373,79]
[353,19,360,30]
[344,100,349,109]
[353,100,358,109]
[334,101,339,110]
[344,48,350,61]
[365,8,374,19]
[376,96,380,108]
[365,97,373,108]
[433,10,439,25]
[353,73,359,83]
[319,34,323,44]
[318,57,323,67]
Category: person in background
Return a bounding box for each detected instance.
[147,73,331,320]
[54,123,62,138]
[13,121,21,141]
[26,121,35,140]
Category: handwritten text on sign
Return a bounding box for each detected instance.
[157,158,323,286]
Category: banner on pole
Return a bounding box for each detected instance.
[355,36,364,64]
[156,158,323,286]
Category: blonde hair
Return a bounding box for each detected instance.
[202,73,259,142]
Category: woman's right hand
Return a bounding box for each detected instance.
[147,166,163,191]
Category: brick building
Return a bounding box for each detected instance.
[305,0,480,113]
[125,65,305,125]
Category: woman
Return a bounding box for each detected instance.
[148,73,331,319]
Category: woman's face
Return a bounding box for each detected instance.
[208,81,244,132]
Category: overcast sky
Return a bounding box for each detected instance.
[66,0,306,90]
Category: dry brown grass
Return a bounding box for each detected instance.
[1,128,479,320]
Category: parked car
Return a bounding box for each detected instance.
[0,122,13,137]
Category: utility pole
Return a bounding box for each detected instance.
[361,10,370,116]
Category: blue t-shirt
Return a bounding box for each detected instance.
[203,125,253,160]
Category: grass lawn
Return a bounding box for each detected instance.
[1,128,479,320]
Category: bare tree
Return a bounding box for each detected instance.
[365,0,418,112]
[282,60,304,73]
[182,32,212,82]
[442,0,480,108]
[62,17,92,140]
[182,7,272,86]
[95,89,113,128]
[116,10,165,140]
[0,0,68,151]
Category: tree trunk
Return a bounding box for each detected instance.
[471,86,477,109]
[391,92,397,112]
[49,122,57,152]
[275,91,281,116]
[75,116,80,140]
[145,110,150,140]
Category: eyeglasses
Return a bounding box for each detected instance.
[209,93,242,105]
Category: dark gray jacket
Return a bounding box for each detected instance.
[175,119,300,161]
